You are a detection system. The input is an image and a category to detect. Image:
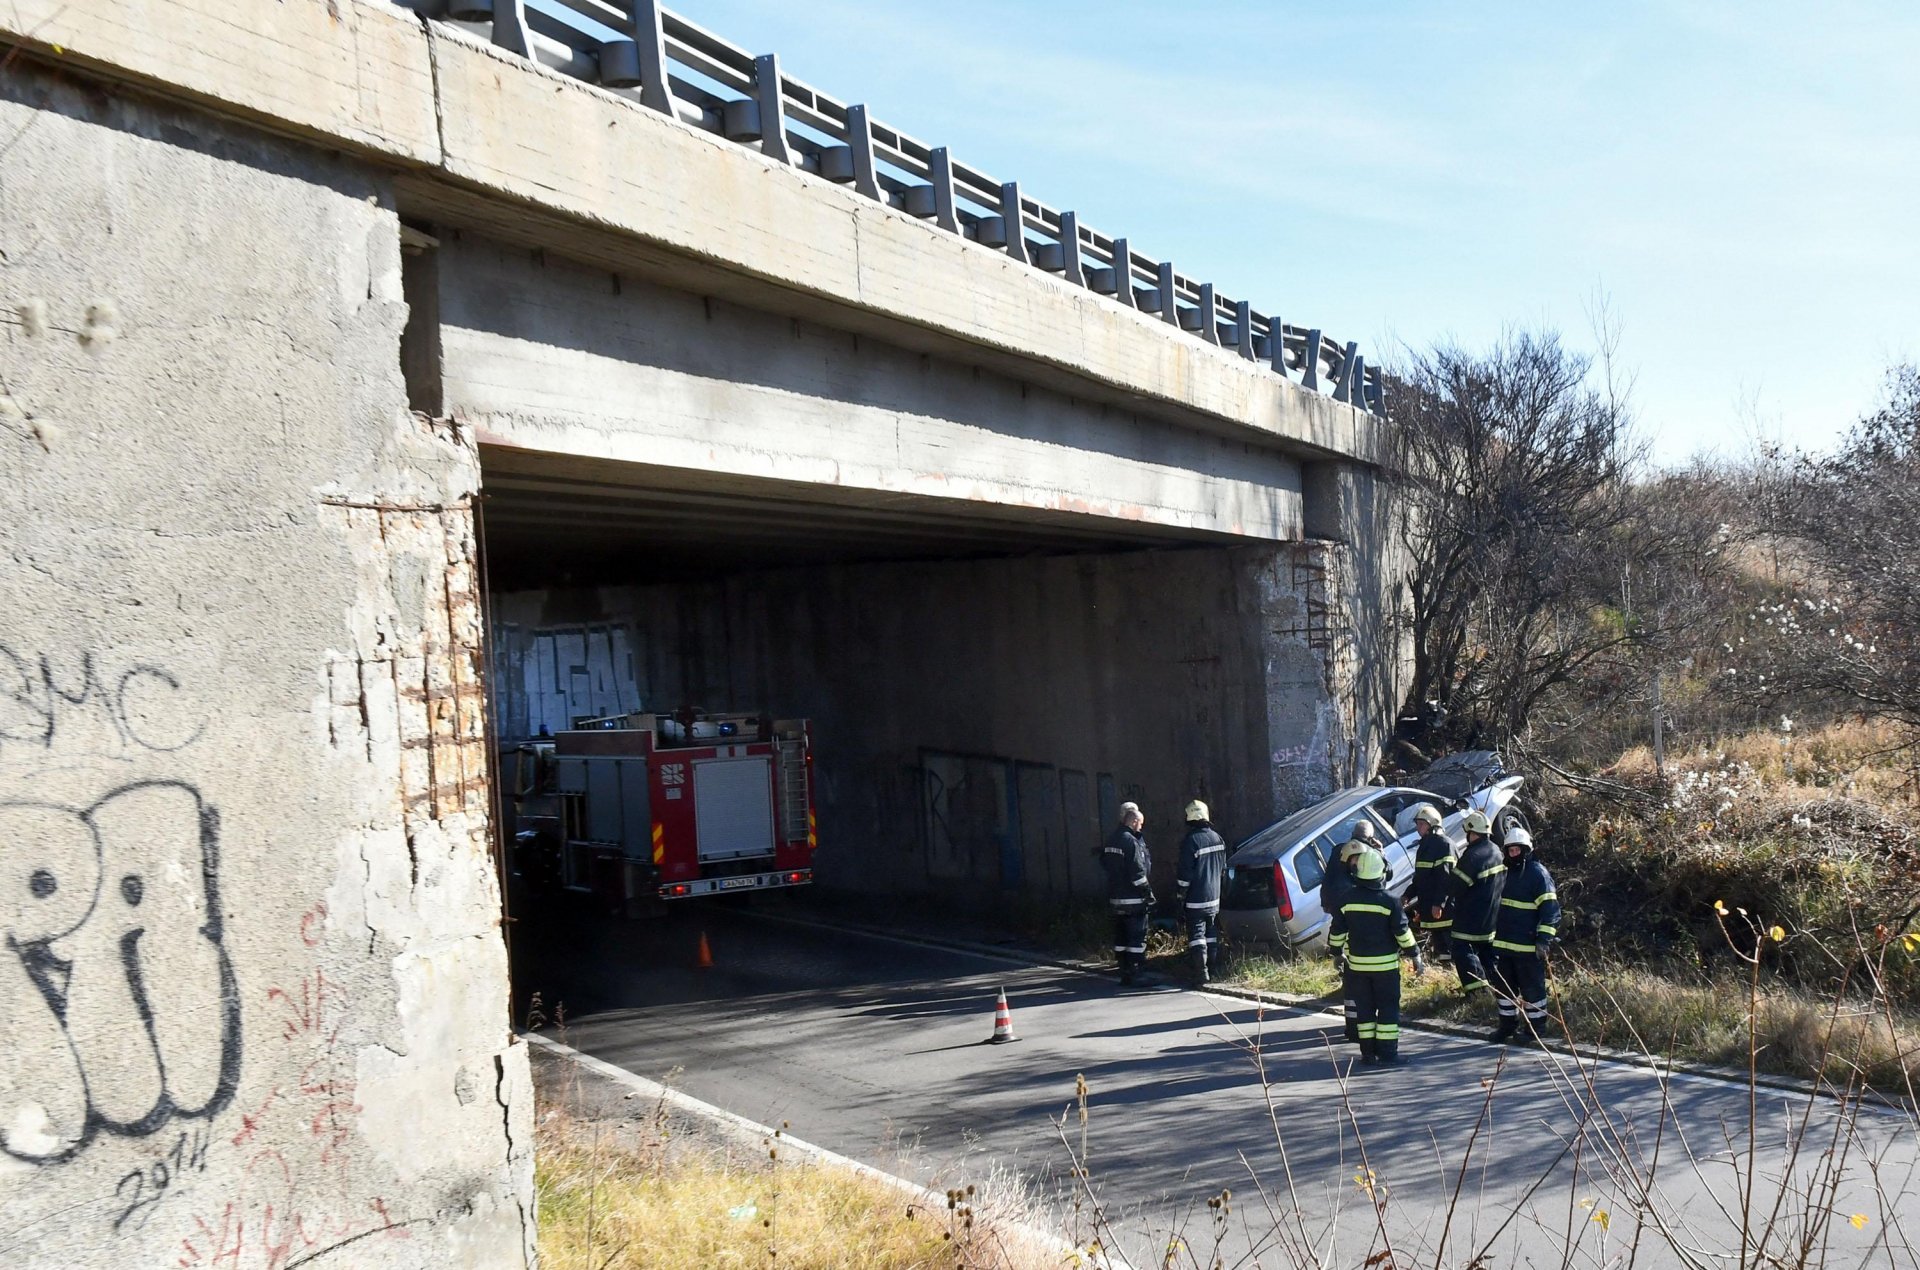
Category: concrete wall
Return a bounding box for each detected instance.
[0,0,1383,470]
[440,232,1305,541]
[0,67,531,1268]
[490,544,1363,902]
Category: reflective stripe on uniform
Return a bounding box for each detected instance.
[1343,903,1393,917]
[1184,901,1220,911]
[1492,939,1538,953]
[1451,930,1493,943]
[1537,925,1558,938]
[1347,954,1400,972]
[1109,899,1146,910]
[1501,892,1557,910]
[1453,862,1505,884]
[1425,918,1454,929]
[1192,844,1225,856]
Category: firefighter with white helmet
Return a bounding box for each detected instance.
[1408,803,1455,963]
[1489,825,1561,1044]
[1098,802,1154,987]
[1446,808,1504,1002]
[1175,799,1227,985]
[1327,845,1423,1065]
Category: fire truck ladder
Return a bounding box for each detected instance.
[776,736,809,841]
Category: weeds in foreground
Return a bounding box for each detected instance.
[529,1015,1063,1268]
[1222,942,1920,1091]
[1057,912,1920,1269]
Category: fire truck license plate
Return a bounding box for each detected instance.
[720,876,762,890]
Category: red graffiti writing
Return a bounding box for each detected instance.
[297,902,327,949]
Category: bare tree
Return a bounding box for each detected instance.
[1393,330,1648,747]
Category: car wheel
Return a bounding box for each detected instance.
[1494,804,1531,840]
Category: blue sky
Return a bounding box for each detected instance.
[662,0,1918,465]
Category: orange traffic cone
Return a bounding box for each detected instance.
[984,987,1018,1044]
[696,931,714,969]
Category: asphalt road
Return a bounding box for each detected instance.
[512,897,1918,1269]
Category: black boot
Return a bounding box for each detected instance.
[1377,1040,1402,1066]
[1490,1016,1518,1044]
[1190,946,1210,986]
[1358,1038,1379,1065]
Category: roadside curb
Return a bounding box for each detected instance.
[522,1030,1131,1269]
[748,909,1906,1112]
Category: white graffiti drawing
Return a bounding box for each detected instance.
[0,781,240,1165]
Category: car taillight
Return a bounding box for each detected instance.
[1273,862,1293,921]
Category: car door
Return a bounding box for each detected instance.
[1357,793,1416,896]
[1287,827,1344,942]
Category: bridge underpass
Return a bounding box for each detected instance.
[407,195,1402,949]
[478,445,1340,914]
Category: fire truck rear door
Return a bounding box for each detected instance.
[693,756,776,861]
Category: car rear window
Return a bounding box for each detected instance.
[1224,862,1276,910]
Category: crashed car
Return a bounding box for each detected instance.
[1219,751,1527,951]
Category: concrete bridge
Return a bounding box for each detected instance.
[0,1,1401,1264]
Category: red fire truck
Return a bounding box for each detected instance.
[503,712,816,911]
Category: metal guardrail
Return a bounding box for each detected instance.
[394,0,1386,417]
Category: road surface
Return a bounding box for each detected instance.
[512,898,1918,1268]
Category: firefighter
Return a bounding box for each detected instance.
[1098,802,1154,987]
[1327,846,1423,1065]
[1489,826,1561,1045]
[1323,820,1378,1043]
[1409,803,1455,963]
[1446,809,1504,1004]
[1175,799,1227,986]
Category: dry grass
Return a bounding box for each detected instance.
[534,1062,1061,1270]
[1220,949,1920,1091]
[1609,716,1916,803]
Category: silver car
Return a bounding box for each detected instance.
[1220,761,1526,951]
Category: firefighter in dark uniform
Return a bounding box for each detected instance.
[1489,826,1561,1044]
[1323,821,1378,1043]
[1175,799,1226,986]
[1409,803,1455,963]
[1327,846,1424,1065]
[1446,809,1504,1004]
[1098,802,1153,986]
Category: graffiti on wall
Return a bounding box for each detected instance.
[173,900,418,1267]
[0,646,247,1259]
[0,643,206,757]
[920,751,1108,896]
[1,779,239,1167]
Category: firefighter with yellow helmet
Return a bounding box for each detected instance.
[1327,845,1423,1065]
